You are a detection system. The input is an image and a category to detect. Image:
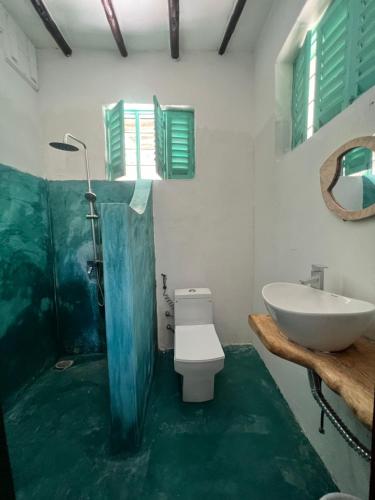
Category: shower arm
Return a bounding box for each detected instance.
[64,133,93,194]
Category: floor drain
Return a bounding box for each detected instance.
[54,360,74,371]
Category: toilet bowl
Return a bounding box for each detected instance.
[174,288,225,402]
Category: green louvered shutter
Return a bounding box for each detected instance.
[165,109,195,179]
[291,32,311,148]
[354,0,375,97]
[153,95,167,179]
[105,100,125,180]
[363,174,375,208]
[341,147,373,176]
[314,0,352,131]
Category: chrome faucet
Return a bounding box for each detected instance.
[299,265,327,290]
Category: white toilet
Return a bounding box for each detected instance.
[174,288,225,403]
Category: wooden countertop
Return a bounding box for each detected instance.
[248,314,375,429]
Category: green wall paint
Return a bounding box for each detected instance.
[48,180,135,354]
[0,165,58,406]
[363,174,375,209]
[5,348,337,499]
[1,166,157,455]
[101,181,157,451]
[0,164,138,404]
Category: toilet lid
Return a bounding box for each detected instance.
[174,324,225,363]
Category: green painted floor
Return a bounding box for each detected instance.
[5,347,337,500]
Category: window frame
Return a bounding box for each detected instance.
[290,0,375,149]
[105,99,196,181]
[153,96,196,180]
[124,108,156,181]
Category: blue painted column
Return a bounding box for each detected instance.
[101,181,156,451]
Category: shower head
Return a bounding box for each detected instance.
[49,133,92,196]
[49,141,79,152]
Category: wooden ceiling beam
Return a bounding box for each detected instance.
[218,0,247,55]
[101,0,128,57]
[29,0,72,56]
[168,0,179,59]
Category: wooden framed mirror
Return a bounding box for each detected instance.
[320,136,375,221]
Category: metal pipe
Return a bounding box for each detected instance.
[83,147,92,194]
[88,212,98,263]
[64,134,92,192]
[63,134,99,263]
[308,369,371,461]
[49,135,104,306]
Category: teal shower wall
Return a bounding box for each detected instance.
[48,181,135,354]
[0,165,58,405]
[101,181,157,451]
[0,166,157,452]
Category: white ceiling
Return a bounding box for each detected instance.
[1,0,274,53]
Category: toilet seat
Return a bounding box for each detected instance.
[173,287,224,402]
[174,324,225,363]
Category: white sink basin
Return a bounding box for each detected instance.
[262,282,375,352]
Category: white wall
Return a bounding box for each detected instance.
[333,176,364,212]
[251,1,373,497]
[34,23,373,495]
[37,49,254,349]
[0,29,42,175]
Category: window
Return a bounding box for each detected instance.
[291,32,311,148]
[122,106,158,181]
[104,103,158,181]
[341,148,375,176]
[154,96,195,180]
[291,0,375,149]
[104,98,195,181]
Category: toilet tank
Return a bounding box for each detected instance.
[174,288,213,326]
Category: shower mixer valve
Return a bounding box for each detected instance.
[85,191,97,202]
[87,261,96,278]
[87,260,102,278]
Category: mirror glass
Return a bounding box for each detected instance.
[331,147,375,211]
